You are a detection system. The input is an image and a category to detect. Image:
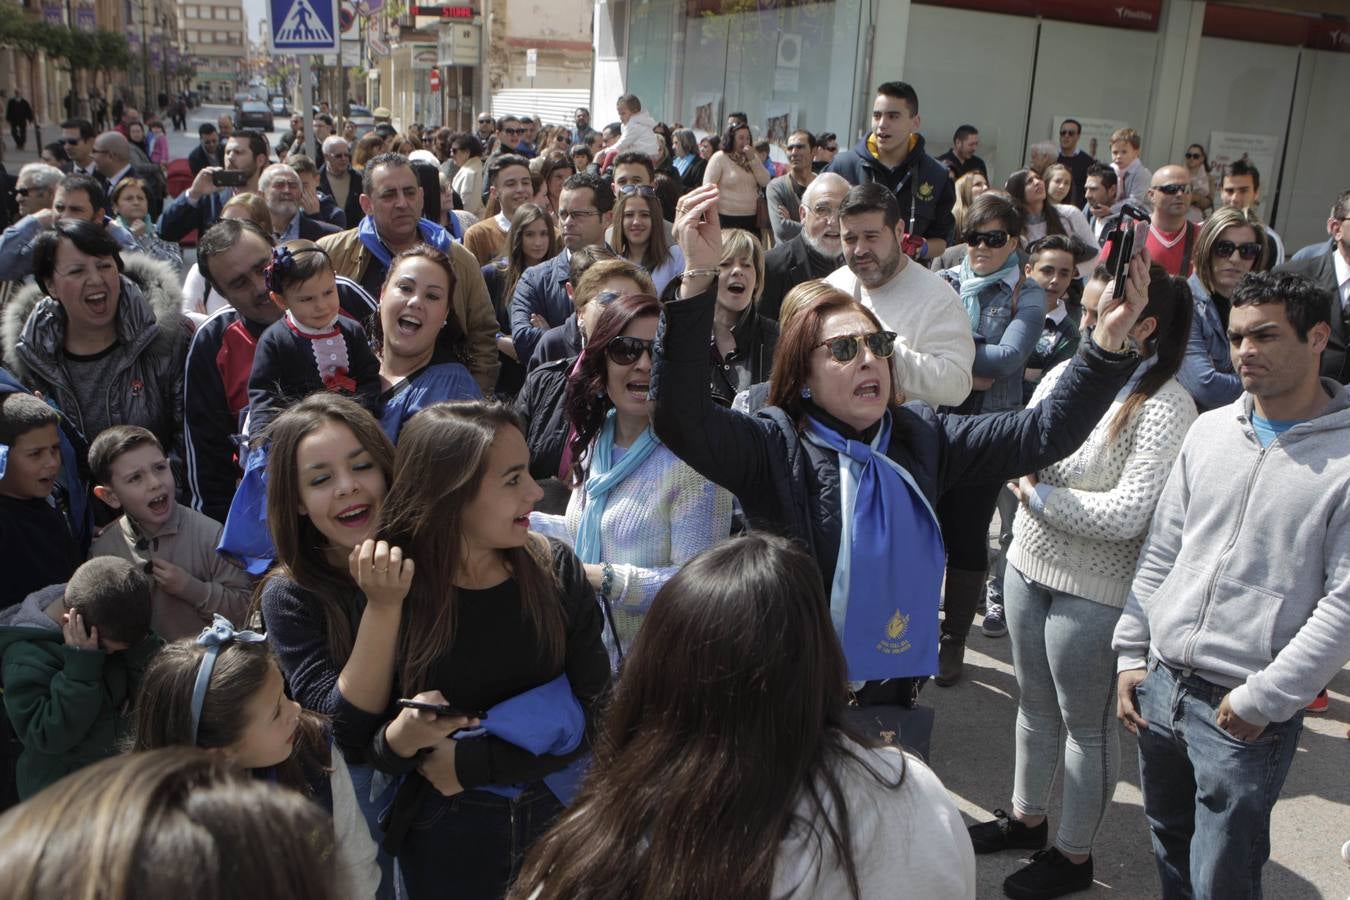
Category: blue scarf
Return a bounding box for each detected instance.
[573,411,662,563]
[357,216,455,271]
[956,253,1019,332]
[802,413,945,681]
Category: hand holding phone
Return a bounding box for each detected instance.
[211,169,248,188]
[386,691,483,759]
[397,699,488,719]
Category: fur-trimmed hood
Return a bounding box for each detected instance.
[1,252,185,382]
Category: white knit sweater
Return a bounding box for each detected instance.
[530,442,733,649]
[1007,364,1197,608]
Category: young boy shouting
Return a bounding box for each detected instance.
[88,426,253,641]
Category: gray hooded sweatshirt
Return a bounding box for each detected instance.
[1113,379,1350,726]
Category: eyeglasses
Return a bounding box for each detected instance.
[816,331,897,363]
[13,187,32,197]
[1213,239,1262,260]
[327,151,350,159]
[61,137,82,145]
[558,208,599,221]
[618,184,657,198]
[1185,152,1203,160]
[964,230,1011,249]
[1059,129,1079,137]
[809,203,840,219]
[1153,183,1190,195]
[504,127,525,136]
[605,335,655,366]
[478,118,493,124]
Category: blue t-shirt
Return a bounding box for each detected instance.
[1250,412,1302,448]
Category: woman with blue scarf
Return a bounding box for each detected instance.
[654,185,1148,715]
[530,292,733,659]
[934,191,1046,684]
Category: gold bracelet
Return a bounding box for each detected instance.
[682,266,721,281]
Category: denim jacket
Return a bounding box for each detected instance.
[940,268,1046,413]
[1177,273,1241,412]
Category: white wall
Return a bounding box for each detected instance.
[1275,49,1350,250]
[902,5,1037,183]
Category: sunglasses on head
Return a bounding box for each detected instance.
[619,184,657,198]
[964,230,1010,249]
[816,331,897,363]
[1213,239,1262,260]
[1153,183,1189,195]
[605,335,655,366]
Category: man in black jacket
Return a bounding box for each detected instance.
[318,135,362,231]
[260,164,341,243]
[760,173,848,321]
[188,122,223,175]
[6,92,34,151]
[1277,188,1349,384]
[826,81,955,264]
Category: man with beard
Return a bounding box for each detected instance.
[259,163,340,242]
[189,123,223,175]
[759,172,849,321]
[159,131,268,243]
[184,219,376,520]
[825,182,974,407]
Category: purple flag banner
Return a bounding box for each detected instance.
[76,5,96,30]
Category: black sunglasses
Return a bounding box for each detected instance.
[61,136,82,145]
[1213,239,1262,260]
[1153,183,1190,195]
[816,331,897,363]
[606,335,655,366]
[504,127,525,135]
[965,230,1010,249]
[13,187,32,197]
[1185,152,1203,159]
[1059,129,1078,137]
[618,184,657,198]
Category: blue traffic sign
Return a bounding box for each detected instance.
[270,0,339,52]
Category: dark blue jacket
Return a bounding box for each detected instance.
[826,132,956,246]
[509,252,573,364]
[158,187,232,243]
[651,288,1139,586]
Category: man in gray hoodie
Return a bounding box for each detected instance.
[1113,270,1350,900]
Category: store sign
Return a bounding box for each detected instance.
[910,0,1161,32]
[411,44,438,70]
[437,23,480,66]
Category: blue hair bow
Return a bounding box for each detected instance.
[190,614,267,745]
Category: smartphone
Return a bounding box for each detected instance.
[396,699,488,719]
[212,169,248,187]
[1104,201,1151,299]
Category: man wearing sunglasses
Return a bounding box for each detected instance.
[495,116,527,156]
[824,182,974,408]
[1056,118,1093,209]
[811,132,838,174]
[59,120,98,179]
[826,81,955,263]
[475,113,496,146]
[1141,165,1200,277]
[1221,159,1285,268]
[1277,188,1350,384]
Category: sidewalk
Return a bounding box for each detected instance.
[927,623,1350,899]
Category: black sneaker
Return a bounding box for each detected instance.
[1003,848,1094,900]
[967,809,1048,854]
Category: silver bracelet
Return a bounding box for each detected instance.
[681,266,721,281]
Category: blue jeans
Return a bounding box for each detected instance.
[1134,658,1303,900]
[345,762,401,900]
[1005,567,1122,855]
[399,783,563,900]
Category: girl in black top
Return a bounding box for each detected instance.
[367,401,610,900]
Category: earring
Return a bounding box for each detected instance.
[800,386,812,399]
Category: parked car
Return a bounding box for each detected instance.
[270,96,289,116]
[236,101,274,132]
[345,103,375,139]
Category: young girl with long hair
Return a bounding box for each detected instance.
[257,393,410,900]
[530,294,733,655]
[484,203,560,395]
[132,621,382,898]
[365,402,611,900]
[1006,168,1097,278]
[952,170,989,239]
[368,246,481,441]
[509,534,976,900]
[969,268,1197,898]
[609,187,684,294]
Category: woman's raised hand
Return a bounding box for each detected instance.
[349,539,414,610]
[675,184,722,278]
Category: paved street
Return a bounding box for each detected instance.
[931,619,1350,899]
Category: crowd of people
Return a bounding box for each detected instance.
[0,77,1345,900]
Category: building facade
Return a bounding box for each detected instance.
[178,0,248,103]
[596,0,1350,251]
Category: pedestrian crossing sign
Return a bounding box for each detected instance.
[270,0,339,52]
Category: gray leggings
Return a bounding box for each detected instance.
[1005,565,1123,856]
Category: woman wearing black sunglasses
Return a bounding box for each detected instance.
[1177,206,1268,412]
[654,184,1149,713]
[529,292,733,662]
[933,191,1047,678]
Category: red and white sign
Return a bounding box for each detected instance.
[429,68,441,92]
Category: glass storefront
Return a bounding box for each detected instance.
[623,0,864,146]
